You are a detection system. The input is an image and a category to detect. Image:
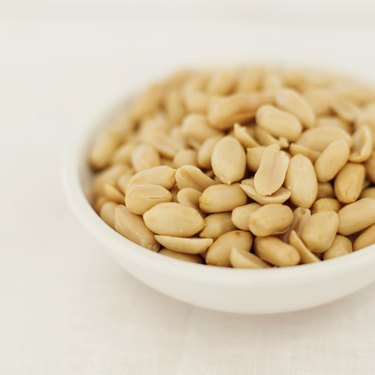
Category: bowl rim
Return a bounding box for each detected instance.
[63,100,375,287]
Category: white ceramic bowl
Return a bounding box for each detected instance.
[64,105,375,314]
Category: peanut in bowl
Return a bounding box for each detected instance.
[64,66,375,314]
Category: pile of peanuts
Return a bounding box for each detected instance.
[89,66,375,268]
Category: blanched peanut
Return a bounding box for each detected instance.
[246,146,266,173]
[199,213,236,239]
[240,179,291,205]
[302,211,339,253]
[334,163,365,203]
[256,104,302,141]
[285,154,318,208]
[366,151,375,184]
[314,140,350,182]
[125,184,173,215]
[127,166,176,191]
[361,187,375,199]
[208,93,267,130]
[176,188,201,211]
[99,201,117,228]
[289,231,320,264]
[231,203,261,230]
[200,184,247,213]
[254,144,289,196]
[211,136,246,184]
[206,230,253,266]
[159,249,203,263]
[323,235,353,260]
[254,237,300,267]
[249,204,293,237]
[275,88,315,128]
[154,236,213,254]
[317,182,335,199]
[175,165,216,192]
[173,149,198,168]
[115,205,159,251]
[143,202,204,237]
[230,247,270,269]
[354,224,375,250]
[338,198,375,235]
[312,198,341,214]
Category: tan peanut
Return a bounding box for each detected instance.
[366,151,375,183]
[254,127,289,149]
[131,144,160,172]
[231,203,261,230]
[246,146,266,172]
[302,211,339,253]
[240,179,291,205]
[354,224,375,250]
[93,164,130,196]
[275,88,315,128]
[207,69,236,95]
[183,89,210,114]
[117,174,133,195]
[316,116,351,134]
[199,213,236,239]
[143,202,204,237]
[361,187,375,199]
[125,184,173,215]
[312,198,341,214]
[317,182,335,199]
[254,144,289,196]
[103,183,125,204]
[173,149,198,168]
[236,67,261,92]
[159,249,203,264]
[256,104,303,141]
[197,136,222,169]
[296,127,351,152]
[303,88,331,116]
[176,188,201,210]
[249,204,293,237]
[230,247,270,269]
[175,165,216,192]
[208,93,267,130]
[115,205,159,251]
[127,166,176,191]
[282,207,311,242]
[254,237,300,267]
[233,123,259,148]
[94,196,109,213]
[131,84,163,121]
[330,96,359,122]
[154,235,213,254]
[334,163,365,203]
[90,132,121,169]
[314,140,350,182]
[164,89,185,124]
[112,143,137,165]
[289,231,320,264]
[199,184,247,213]
[289,143,320,163]
[181,114,222,145]
[206,230,253,266]
[350,126,373,163]
[211,136,246,184]
[285,154,318,208]
[99,201,117,228]
[338,198,375,235]
[323,235,353,260]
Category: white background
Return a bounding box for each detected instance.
[1,1,375,374]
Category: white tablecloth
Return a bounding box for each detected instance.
[1,10,375,374]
